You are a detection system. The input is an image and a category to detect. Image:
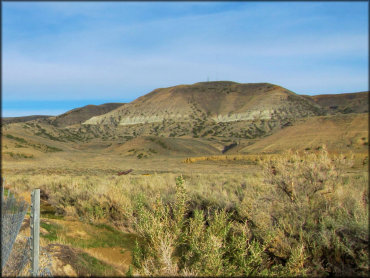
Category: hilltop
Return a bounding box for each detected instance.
[85,82,323,125]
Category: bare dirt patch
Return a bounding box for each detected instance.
[84,247,132,275]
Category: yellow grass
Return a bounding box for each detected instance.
[183,151,368,168]
[183,154,277,163]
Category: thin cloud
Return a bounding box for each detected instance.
[3,1,368,106]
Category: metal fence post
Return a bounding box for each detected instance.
[30,189,40,276]
[1,178,4,203]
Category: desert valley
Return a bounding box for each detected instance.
[2,81,369,276]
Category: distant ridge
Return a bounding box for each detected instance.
[2,115,52,124]
[47,103,125,127]
[308,92,368,114]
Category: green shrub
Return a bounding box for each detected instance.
[129,148,368,276]
[5,134,27,144]
[258,147,368,276]
[4,152,34,159]
[130,176,278,276]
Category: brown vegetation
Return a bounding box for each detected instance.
[4,148,368,276]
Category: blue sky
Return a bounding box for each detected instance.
[2,2,368,117]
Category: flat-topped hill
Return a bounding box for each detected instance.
[84,82,323,126]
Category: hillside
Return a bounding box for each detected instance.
[106,136,222,157]
[2,115,52,125]
[1,81,368,161]
[84,82,324,139]
[86,82,323,125]
[239,113,368,154]
[45,103,125,127]
[306,91,368,114]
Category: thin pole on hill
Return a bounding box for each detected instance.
[30,189,40,276]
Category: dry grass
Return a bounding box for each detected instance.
[183,154,272,163]
[2,146,368,276]
[184,151,368,163]
[130,148,369,276]
[241,113,368,154]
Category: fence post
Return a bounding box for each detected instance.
[30,189,40,277]
[1,178,4,203]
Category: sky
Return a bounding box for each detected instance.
[2,1,369,117]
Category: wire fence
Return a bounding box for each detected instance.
[2,235,53,277]
[1,186,29,270]
[1,180,53,277]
